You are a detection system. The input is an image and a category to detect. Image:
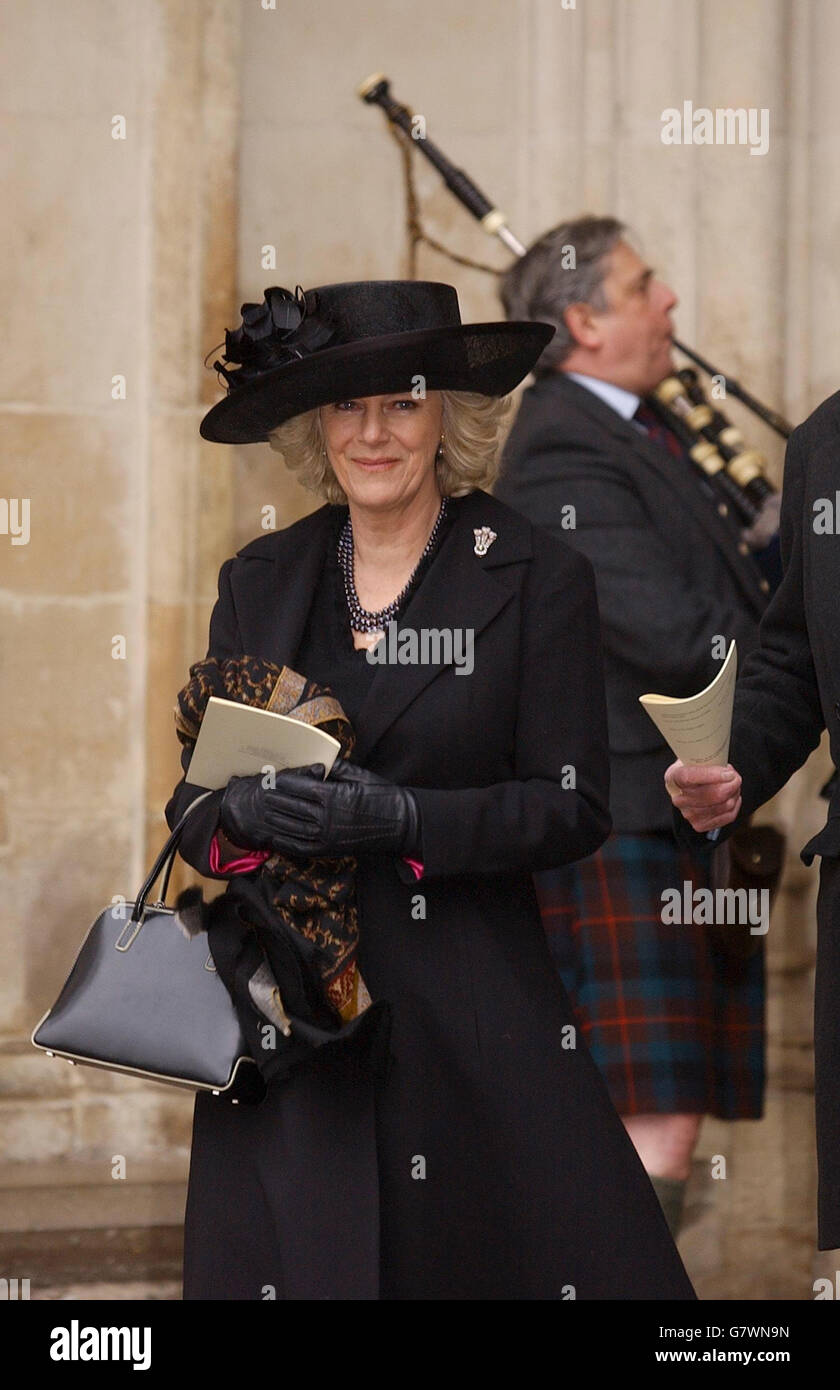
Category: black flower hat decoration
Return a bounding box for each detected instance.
[212,286,335,393]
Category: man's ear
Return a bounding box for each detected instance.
[564,301,603,351]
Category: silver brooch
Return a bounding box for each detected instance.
[473,526,497,556]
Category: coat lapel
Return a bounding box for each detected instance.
[552,375,768,614]
[228,494,527,764]
[352,492,528,762]
[231,505,335,664]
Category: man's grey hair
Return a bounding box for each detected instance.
[499,215,626,372]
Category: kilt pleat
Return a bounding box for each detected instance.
[534,832,765,1118]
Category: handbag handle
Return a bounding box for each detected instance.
[130,789,216,923]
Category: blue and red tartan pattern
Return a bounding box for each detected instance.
[535,831,766,1119]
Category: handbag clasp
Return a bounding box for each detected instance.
[115,914,144,952]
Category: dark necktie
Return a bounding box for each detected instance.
[633,399,772,594]
[632,400,686,460]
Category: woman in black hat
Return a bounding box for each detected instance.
[166,280,695,1300]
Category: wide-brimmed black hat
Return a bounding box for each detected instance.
[199,280,554,444]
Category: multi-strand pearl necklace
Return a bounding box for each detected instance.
[337,497,449,633]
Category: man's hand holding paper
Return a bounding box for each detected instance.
[638,638,743,831]
[663,760,743,832]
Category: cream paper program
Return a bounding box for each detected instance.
[639,640,737,767]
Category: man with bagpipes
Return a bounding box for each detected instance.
[495,215,783,1237]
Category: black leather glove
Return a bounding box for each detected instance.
[220,762,422,859]
[219,773,285,852]
[230,758,421,860]
[327,761,422,858]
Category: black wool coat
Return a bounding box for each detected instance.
[496,372,771,832]
[166,486,695,1300]
[674,391,840,1249]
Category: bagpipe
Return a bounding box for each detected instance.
[358,73,791,534]
[646,368,777,532]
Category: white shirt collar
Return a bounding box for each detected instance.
[565,371,640,421]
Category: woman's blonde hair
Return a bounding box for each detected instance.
[267,390,513,504]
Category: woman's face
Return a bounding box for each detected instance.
[319,391,443,513]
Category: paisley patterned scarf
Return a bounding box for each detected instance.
[172,655,389,1087]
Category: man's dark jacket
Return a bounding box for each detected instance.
[674,389,840,1249]
[496,372,771,833]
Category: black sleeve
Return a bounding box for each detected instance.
[164,558,243,878]
[411,547,612,878]
[674,423,825,846]
[721,423,824,813]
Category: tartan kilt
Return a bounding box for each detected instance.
[534,831,765,1119]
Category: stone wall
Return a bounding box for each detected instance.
[2,0,838,1298]
[0,0,241,1269]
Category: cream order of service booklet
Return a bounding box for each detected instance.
[638,640,737,766]
[185,696,342,788]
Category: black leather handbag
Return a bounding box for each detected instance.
[31,792,256,1093]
